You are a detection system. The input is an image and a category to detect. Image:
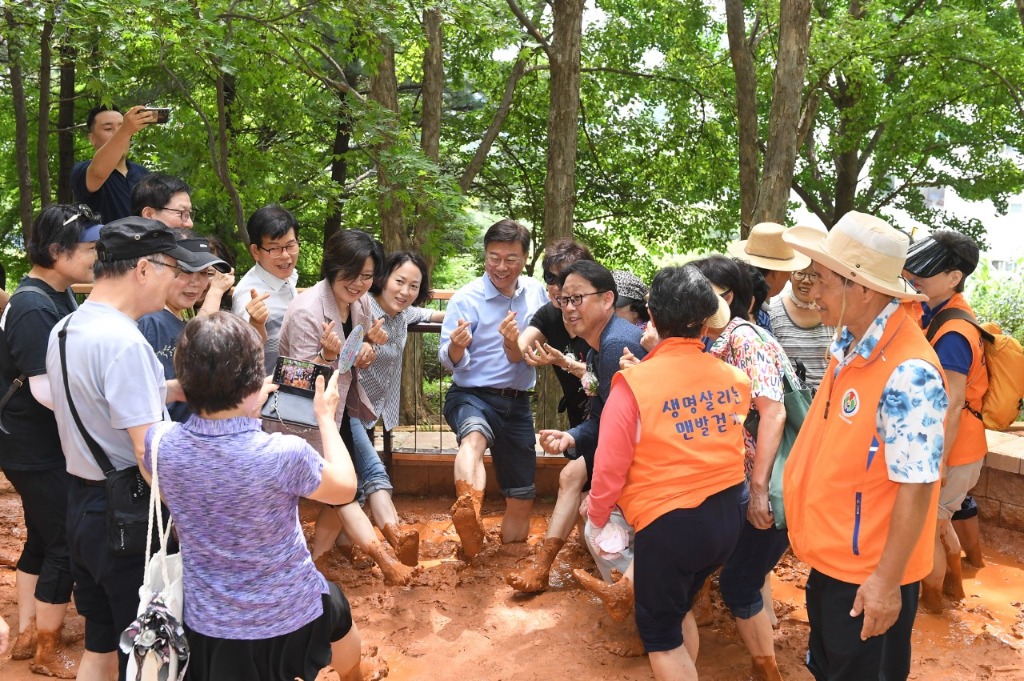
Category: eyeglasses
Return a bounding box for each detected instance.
[792,271,819,282]
[543,270,560,285]
[553,291,605,308]
[159,207,195,222]
[147,258,182,278]
[485,254,523,268]
[258,240,300,257]
[339,272,375,283]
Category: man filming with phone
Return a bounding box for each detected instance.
[72,105,162,222]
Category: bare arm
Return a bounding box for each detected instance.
[85,106,153,191]
[940,371,967,469]
[130,422,160,484]
[851,480,936,639]
[748,395,786,529]
[305,372,357,505]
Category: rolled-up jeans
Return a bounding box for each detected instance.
[342,414,393,503]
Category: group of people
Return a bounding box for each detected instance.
[0,100,992,681]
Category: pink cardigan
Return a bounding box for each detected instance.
[277,279,375,426]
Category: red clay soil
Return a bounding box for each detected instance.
[1,477,1022,680]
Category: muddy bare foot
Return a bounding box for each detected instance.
[382,523,420,567]
[943,568,966,600]
[573,568,634,622]
[586,616,645,658]
[30,626,79,679]
[12,618,37,660]
[505,537,565,593]
[451,493,485,559]
[367,541,421,586]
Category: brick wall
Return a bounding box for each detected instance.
[970,427,1024,530]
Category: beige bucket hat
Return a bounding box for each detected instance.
[727,222,811,272]
[782,211,927,302]
[706,284,733,331]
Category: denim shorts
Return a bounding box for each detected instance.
[442,385,537,499]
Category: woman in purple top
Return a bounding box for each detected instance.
[142,313,362,681]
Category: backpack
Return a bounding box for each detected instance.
[926,308,1024,431]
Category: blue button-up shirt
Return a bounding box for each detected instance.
[439,274,547,391]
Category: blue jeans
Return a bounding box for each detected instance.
[341,415,392,502]
[442,385,536,499]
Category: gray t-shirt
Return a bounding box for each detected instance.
[46,300,167,479]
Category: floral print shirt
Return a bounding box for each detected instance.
[709,317,794,474]
[830,299,946,484]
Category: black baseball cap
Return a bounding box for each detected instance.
[96,217,204,266]
[177,238,231,273]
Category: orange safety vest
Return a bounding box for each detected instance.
[926,293,989,467]
[616,337,751,532]
[784,305,942,584]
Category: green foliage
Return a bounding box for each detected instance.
[966,260,1024,344]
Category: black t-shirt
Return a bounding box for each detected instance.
[0,277,78,470]
[529,302,591,427]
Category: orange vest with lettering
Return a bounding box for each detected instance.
[926,293,989,467]
[784,306,942,584]
[617,338,751,531]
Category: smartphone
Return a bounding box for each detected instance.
[273,357,333,395]
[142,107,171,124]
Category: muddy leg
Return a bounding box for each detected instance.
[940,519,965,600]
[30,624,78,679]
[505,537,566,593]
[573,568,634,622]
[953,515,985,569]
[451,480,485,559]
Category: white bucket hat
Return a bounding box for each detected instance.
[782,211,926,302]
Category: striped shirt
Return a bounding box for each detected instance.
[358,296,435,430]
[767,296,835,390]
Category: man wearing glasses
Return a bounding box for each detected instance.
[130,173,196,229]
[44,217,203,681]
[71,105,155,222]
[439,219,547,558]
[231,204,300,374]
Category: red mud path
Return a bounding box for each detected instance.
[1,477,1022,680]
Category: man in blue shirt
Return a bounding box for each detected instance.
[71,105,154,222]
[439,219,547,558]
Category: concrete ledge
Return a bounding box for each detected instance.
[970,426,1024,530]
[390,452,568,498]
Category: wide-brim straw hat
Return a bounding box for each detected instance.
[782,211,927,302]
[727,222,811,272]
[707,284,733,331]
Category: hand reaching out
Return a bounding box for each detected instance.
[538,429,575,455]
[524,341,565,368]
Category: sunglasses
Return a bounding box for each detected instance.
[543,270,560,285]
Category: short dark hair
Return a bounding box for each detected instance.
[86,104,120,132]
[246,204,299,247]
[370,251,432,307]
[483,219,530,255]
[321,229,384,283]
[690,255,751,323]
[559,260,617,298]
[27,204,100,268]
[175,312,265,415]
[648,266,719,339]
[624,298,651,323]
[748,265,770,320]
[931,230,980,292]
[131,173,191,216]
[541,238,593,276]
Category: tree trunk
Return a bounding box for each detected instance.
[725,0,760,236]
[370,37,407,252]
[324,90,351,246]
[36,17,54,207]
[57,41,76,204]
[214,69,247,244]
[751,0,811,225]
[541,0,584,245]
[5,8,34,241]
[400,6,445,426]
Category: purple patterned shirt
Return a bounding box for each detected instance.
[144,416,327,639]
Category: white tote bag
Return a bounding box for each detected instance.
[121,423,189,681]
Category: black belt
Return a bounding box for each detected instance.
[72,475,105,488]
[466,386,534,399]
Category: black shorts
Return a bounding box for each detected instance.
[184,581,354,681]
[3,466,74,603]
